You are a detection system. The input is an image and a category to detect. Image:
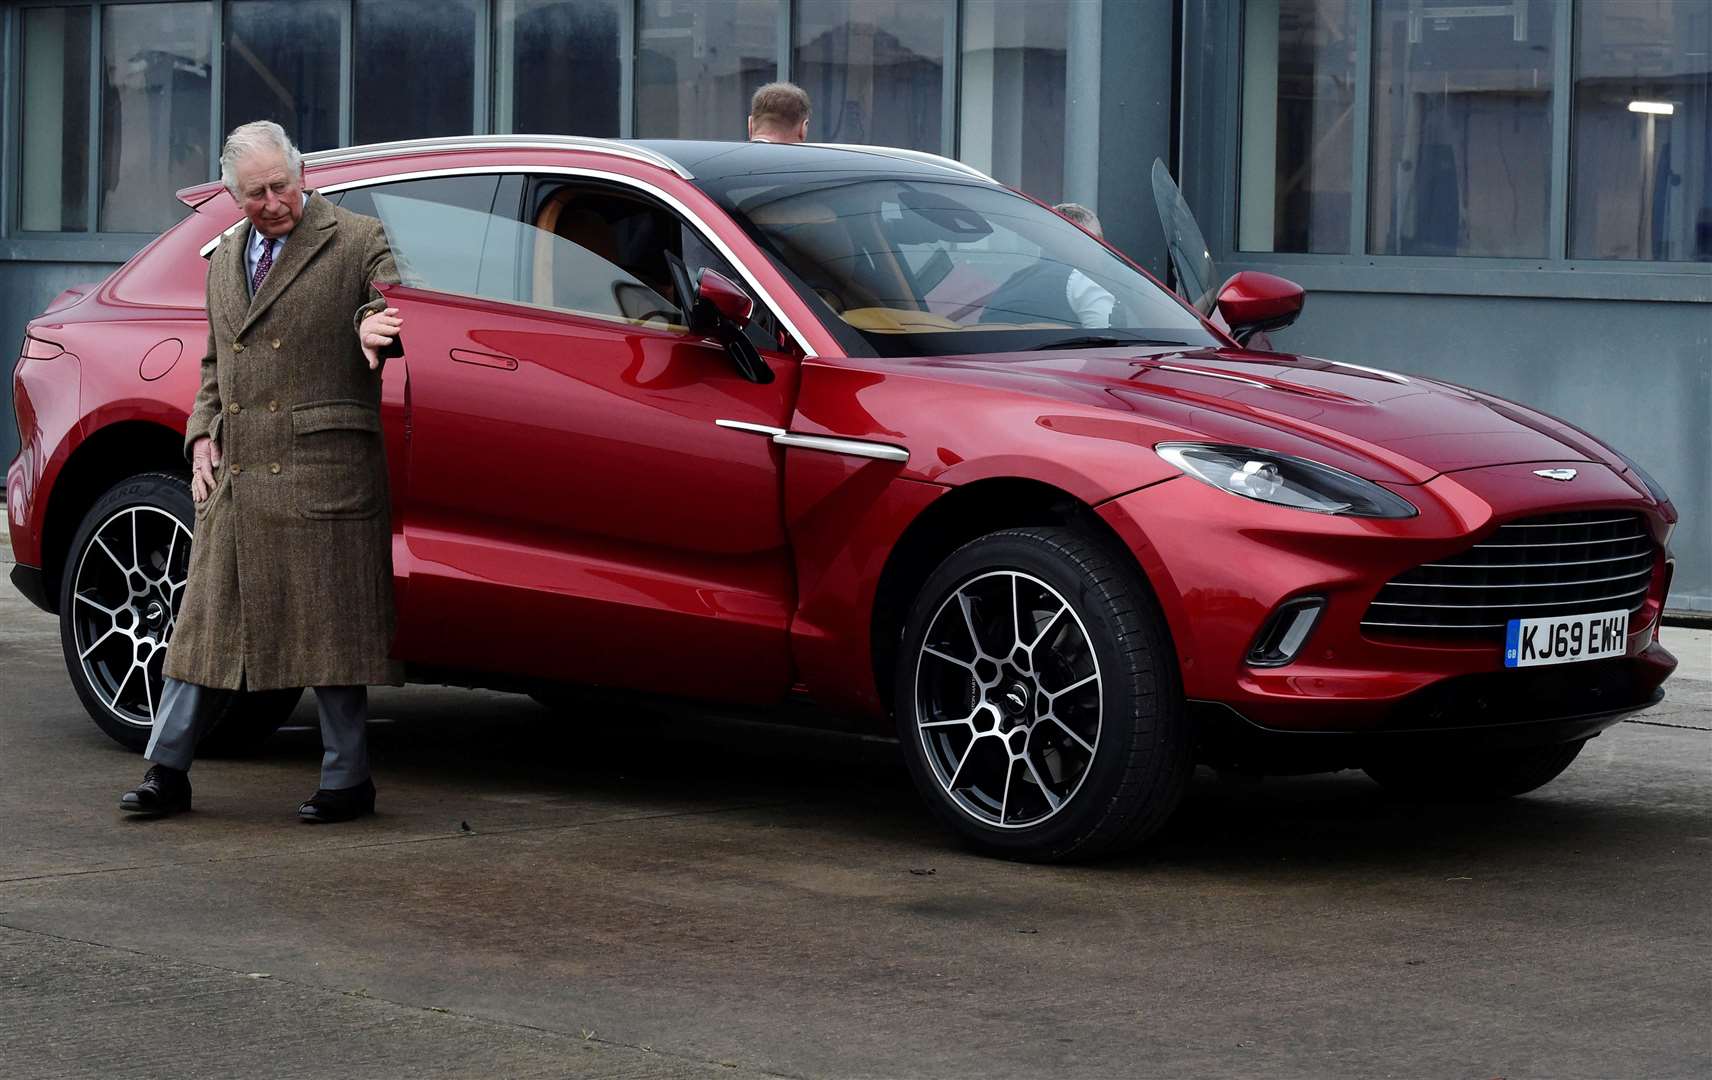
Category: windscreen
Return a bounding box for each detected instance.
[700,174,1218,358]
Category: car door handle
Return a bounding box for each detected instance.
[450,348,518,371]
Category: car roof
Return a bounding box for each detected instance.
[631,139,994,184]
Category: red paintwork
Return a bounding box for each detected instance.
[7,142,1678,739]
[696,269,755,326]
[1214,270,1306,333]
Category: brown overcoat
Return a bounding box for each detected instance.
[164,191,401,691]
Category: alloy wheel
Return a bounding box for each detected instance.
[68,505,191,729]
[912,570,1103,829]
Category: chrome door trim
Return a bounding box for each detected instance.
[774,432,910,463]
[717,419,909,464]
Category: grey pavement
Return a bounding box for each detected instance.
[2,526,1710,1079]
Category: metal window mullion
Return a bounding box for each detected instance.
[209,0,224,179]
[1547,0,1574,261]
[474,0,493,133]
[618,0,636,138]
[942,0,960,159]
[2,5,14,239]
[779,0,794,84]
[88,2,103,234]
[1350,0,1373,256]
[338,0,352,147]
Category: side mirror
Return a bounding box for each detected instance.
[1214,271,1304,347]
[696,269,754,330]
[692,268,771,384]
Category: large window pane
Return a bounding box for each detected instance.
[499,0,623,136]
[1369,0,1557,257]
[21,7,92,232]
[637,0,780,139]
[960,0,1072,205]
[99,3,212,233]
[1238,0,1356,253]
[353,0,476,143]
[224,0,342,152]
[1572,1,1712,262]
[794,0,949,150]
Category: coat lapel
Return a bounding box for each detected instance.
[215,221,252,340]
[240,192,336,336]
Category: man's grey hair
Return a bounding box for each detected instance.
[1053,202,1103,238]
[219,120,304,195]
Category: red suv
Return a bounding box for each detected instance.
[8,137,1678,860]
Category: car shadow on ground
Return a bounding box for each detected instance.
[234,685,1697,875]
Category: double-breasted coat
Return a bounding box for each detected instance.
[164,191,402,691]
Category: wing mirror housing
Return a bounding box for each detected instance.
[691,269,771,384]
[1215,271,1305,347]
[696,269,755,331]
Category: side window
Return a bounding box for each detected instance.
[342,174,524,299]
[530,179,786,350]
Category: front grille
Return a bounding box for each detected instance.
[1363,511,1656,639]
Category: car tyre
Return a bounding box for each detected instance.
[1363,739,1587,800]
[59,472,301,755]
[894,527,1192,863]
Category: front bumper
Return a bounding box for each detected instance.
[1097,461,1677,735]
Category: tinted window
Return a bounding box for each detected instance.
[344,175,519,300]
[224,0,343,153]
[702,174,1216,358]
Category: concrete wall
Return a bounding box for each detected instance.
[0,258,127,465]
[1264,290,1712,611]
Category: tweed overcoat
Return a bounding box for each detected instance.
[164,191,402,691]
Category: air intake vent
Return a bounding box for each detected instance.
[1362,512,1655,639]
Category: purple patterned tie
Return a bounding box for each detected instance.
[251,237,276,294]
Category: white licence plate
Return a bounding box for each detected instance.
[1504,609,1629,668]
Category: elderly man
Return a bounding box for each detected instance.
[748,82,812,144]
[120,120,404,823]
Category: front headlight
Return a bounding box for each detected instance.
[1156,443,1418,518]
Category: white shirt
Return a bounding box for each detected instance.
[1066,270,1115,329]
[245,192,309,287]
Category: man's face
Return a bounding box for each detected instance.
[233,149,304,239]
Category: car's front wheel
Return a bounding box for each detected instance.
[894,527,1192,862]
[59,473,301,754]
[1364,740,1587,800]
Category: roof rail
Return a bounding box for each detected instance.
[301,135,693,179]
[813,144,995,183]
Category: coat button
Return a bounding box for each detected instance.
[228,402,241,414]
[272,338,282,349]
[231,464,242,475]
[268,400,279,412]
[269,462,281,475]
[234,341,244,352]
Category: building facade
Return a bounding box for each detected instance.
[2,0,1708,609]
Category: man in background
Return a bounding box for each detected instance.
[749,82,812,144]
[1054,202,1117,329]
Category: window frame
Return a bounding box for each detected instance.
[230,164,814,355]
[1184,0,1711,304]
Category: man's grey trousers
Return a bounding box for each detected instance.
[145,677,371,789]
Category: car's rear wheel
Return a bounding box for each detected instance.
[1363,739,1587,800]
[894,527,1192,862]
[59,473,301,754]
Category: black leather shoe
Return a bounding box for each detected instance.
[120,764,192,816]
[297,778,376,823]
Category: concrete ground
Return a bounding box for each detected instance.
[3,530,1709,1079]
